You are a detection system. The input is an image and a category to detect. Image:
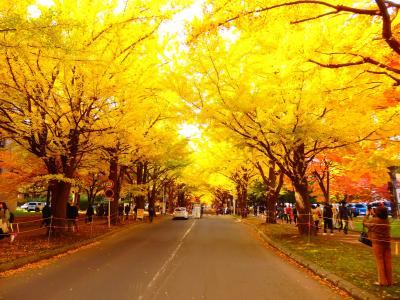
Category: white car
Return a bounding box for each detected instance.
[27,202,46,212]
[173,207,189,220]
[19,203,29,210]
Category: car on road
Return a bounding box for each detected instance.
[27,201,46,212]
[173,207,189,220]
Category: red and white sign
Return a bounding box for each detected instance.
[105,188,114,200]
[104,180,114,189]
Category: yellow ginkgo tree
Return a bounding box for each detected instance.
[0,0,175,228]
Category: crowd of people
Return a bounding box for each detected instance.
[274,201,362,235]
[272,201,394,286]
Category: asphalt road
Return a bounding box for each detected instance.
[0,216,344,300]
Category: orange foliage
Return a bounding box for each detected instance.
[0,148,46,194]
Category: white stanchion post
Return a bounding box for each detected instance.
[308,212,311,244]
[108,200,111,228]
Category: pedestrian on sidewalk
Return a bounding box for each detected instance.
[148,205,155,223]
[366,204,373,218]
[0,202,14,242]
[363,206,392,286]
[124,204,130,221]
[97,203,105,218]
[85,204,94,224]
[67,201,79,232]
[293,205,298,225]
[323,203,334,235]
[133,205,138,220]
[285,205,293,224]
[332,204,339,229]
[41,202,52,235]
[312,204,322,233]
[338,201,351,234]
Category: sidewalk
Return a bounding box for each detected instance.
[240,216,400,300]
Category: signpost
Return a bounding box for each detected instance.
[104,180,114,228]
[162,186,166,215]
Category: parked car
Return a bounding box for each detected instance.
[27,202,46,212]
[173,207,189,220]
[354,203,367,216]
[346,203,361,217]
[19,203,29,210]
[370,200,392,215]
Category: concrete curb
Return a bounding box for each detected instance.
[254,228,379,300]
[0,217,167,274]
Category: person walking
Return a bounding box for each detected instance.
[118,203,124,223]
[293,205,298,225]
[0,202,13,242]
[85,204,94,224]
[67,201,79,232]
[97,203,105,217]
[133,205,138,221]
[41,202,52,235]
[124,204,130,221]
[323,203,334,235]
[363,206,392,286]
[338,201,351,234]
[312,204,322,233]
[285,205,293,224]
[72,203,79,232]
[148,205,155,223]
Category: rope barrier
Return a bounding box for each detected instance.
[0,210,146,239]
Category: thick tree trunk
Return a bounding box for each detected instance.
[265,193,277,224]
[388,166,399,219]
[293,182,314,235]
[135,195,145,209]
[148,184,157,217]
[109,157,119,224]
[50,180,71,234]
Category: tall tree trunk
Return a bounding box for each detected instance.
[388,166,399,219]
[135,162,148,209]
[257,162,283,224]
[291,143,314,235]
[265,193,277,223]
[293,180,313,235]
[109,157,119,224]
[50,180,71,234]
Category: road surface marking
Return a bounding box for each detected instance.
[146,220,196,289]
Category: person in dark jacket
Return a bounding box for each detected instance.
[323,203,333,235]
[364,206,392,286]
[124,204,130,221]
[338,202,351,234]
[86,205,94,224]
[67,202,79,232]
[41,202,52,235]
[148,205,155,223]
[118,203,124,223]
[133,205,138,220]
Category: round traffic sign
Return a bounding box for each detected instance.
[104,180,114,189]
[105,188,114,198]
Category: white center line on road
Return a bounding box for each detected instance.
[139,219,197,299]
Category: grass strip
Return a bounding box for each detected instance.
[252,219,400,299]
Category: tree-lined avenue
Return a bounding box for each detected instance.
[0,217,343,300]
